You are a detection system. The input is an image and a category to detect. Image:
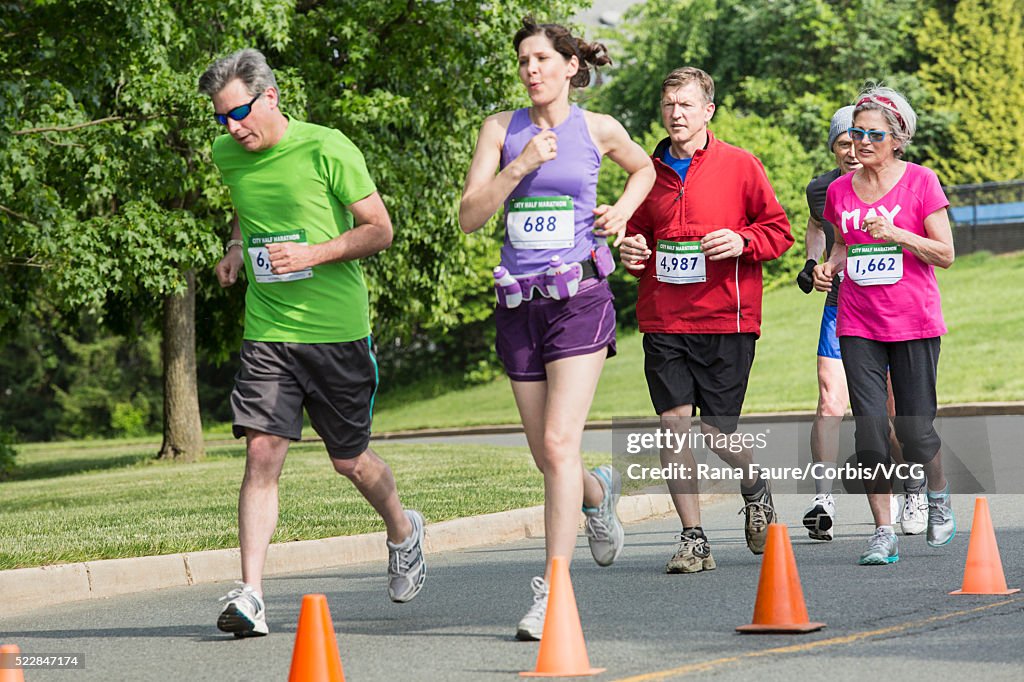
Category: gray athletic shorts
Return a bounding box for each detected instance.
[230,337,378,459]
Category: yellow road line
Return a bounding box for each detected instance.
[611,598,1022,682]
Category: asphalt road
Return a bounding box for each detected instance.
[4,490,1023,681]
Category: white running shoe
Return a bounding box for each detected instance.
[900,492,928,535]
[890,494,901,526]
[802,493,836,541]
[217,582,268,637]
[515,576,548,641]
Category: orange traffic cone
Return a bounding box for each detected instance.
[0,644,25,682]
[521,556,605,677]
[288,594,345,682]
[950,497,1020,595]
[737,524,825,633]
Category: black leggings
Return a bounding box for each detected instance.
[839,336,941,470]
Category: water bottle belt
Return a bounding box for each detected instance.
[509,258,599,304]
[516,264,580,303]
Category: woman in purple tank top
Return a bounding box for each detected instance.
[459,17,654,641]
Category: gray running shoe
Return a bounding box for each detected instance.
[584,465,624,567]
[387,509,426,603]
[926,487,956,547]
[802,493,836,541]
[217,582,268,637]
[858,526,900,565]
[666,530,717,574]
[900,492,928,535]
[739,480,776,554]
[515,576,548,641]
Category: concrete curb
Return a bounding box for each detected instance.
[0,492,717,617]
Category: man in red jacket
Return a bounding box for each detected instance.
[619,67,793,573]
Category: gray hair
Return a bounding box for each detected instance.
[197,48,278,99]
[853,86,917,157]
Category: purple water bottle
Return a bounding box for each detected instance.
[493,266,523,308]
[544,256,580,300]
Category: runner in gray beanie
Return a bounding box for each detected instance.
[828,105,856,151]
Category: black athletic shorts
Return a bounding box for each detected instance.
[230,337,378,459]
[642,332,757,434]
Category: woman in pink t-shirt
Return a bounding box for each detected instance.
[813,86,956,566]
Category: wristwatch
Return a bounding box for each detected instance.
[225,239,244,253]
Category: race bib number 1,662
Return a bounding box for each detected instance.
[847,243,902,286]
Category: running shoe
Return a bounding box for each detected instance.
[802,492,836,541]
[739,480,776,554]
[665,529,716,573]
[890,494,902,526]
[515,576,548,641]
[926,486,956,547]
[900,492,928,535]
[584,465,624,566]
[387,509,426,603]
[858,526,899,565]
[217,582,268,637]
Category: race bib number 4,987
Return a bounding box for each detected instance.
[656,240,706,284]
[847,242,902,286]
[247,230,314,284]
[506,196,575,249]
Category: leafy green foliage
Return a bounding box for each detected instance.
[709,108,816,283]
[596,0,930,143]
[917,0,1024,183]
[51,330,163,440]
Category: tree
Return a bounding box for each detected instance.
[917,0,1024,183]
[595,0,932,150]
[0,0,586,449]
[0,1,294,459]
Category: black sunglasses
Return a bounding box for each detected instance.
[214,92,262,126]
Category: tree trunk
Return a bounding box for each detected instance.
[157,270,205,461]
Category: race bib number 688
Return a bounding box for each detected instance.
[506,195,575,250]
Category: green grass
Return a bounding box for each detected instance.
[372,250,1024,431]
[0,440,605,569]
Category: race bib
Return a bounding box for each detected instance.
[247,230,314,284]
[656,240,706,284]
[507,196,574,249]
[847,243,902,286]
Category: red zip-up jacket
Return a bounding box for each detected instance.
[625,132,793,337]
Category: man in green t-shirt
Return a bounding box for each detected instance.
[198,48,425,638]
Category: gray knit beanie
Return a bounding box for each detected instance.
[827,105,855,151]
